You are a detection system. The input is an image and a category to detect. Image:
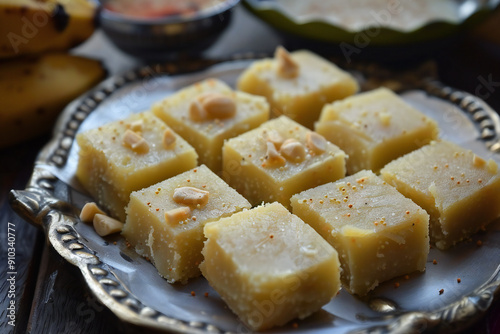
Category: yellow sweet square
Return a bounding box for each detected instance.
[201,202,341,330]
[122,165,251,283]
[223,116,346,208]
[381,140,500,249]
[316,87,439,174]
[153,78,270,172]
[76,111,198,221]
[291,170,429,295]
[237,47,359,129]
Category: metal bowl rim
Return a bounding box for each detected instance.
[99,0,240,26]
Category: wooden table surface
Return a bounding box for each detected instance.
[1,4,500,334]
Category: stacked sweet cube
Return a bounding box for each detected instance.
[75,46,500,331]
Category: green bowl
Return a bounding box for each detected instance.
[243,0,500,46]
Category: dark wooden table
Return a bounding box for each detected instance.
[1,5,500,333]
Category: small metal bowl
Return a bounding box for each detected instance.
[98,0,239,60]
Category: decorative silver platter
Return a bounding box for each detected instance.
[9,55,500,334]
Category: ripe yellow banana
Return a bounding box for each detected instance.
[0,53,105,148]
[0,0,96,58]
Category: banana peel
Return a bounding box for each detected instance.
[0,53,105,148]
[0,0,97,58]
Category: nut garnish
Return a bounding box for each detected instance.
[80,202,105,224]
[265,141,286,167]
[93,214,124,237]
[189,92,236,122]
[472,154,486,167]
[266,129,284,149]
[488,159,498,174]
[306,132,327,154]
[203,93,236,119]
[165,206,191,225]
[275,46,299,79]
[189,99,207,122]
[173,186,209,206]
[129,119,144,132]
[379,112,391,126]
[163,129,176,149]
[280,139,306,162]
[122,129,149,154]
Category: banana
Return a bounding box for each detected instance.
[0,0,97,59]
[0,53,105,148]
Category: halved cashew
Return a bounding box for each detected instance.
[202,93,236,119]
[266,129,285,149]
[173,186,209,206]
[265,141,286,167]
[122,129,149,154]
[275,46,299,79]
[80,202,105,224]
[306,132,327,154]
[163,129,176,149]
[93,214,124,236]
[280,139,306,162]
[189,92,236,121]
[165,206,191,225]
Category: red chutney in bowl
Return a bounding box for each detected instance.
[103,0,227,19]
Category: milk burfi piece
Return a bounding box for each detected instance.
[380,140,500,250]
[201,202,341,331]
[315,87,439,174]
[291,170,429,296]
[152,78,270,172]
[76,111,197,221]
[223,116,346,208]
[237,47,359,129]
[122,165,251,283]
